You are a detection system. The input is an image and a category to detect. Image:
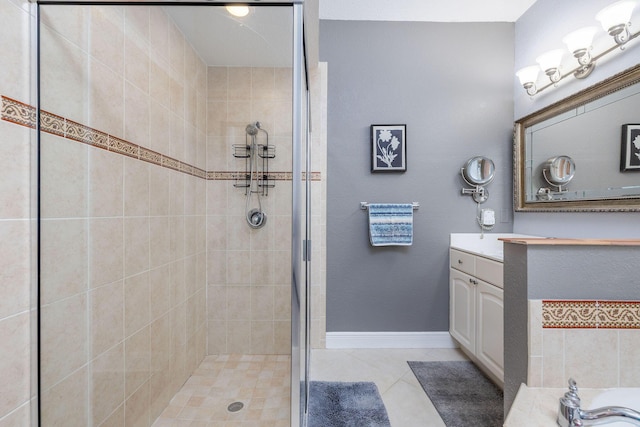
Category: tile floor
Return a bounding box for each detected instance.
[152,354,291,427]
[151,348,469,427]
[310,348,469,427]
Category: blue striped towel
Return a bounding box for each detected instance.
[368,203,413,246]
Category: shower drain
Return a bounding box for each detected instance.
[227,402,244,413]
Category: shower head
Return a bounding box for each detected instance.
[246,122,260,136]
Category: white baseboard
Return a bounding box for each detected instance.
[325,331,457,349]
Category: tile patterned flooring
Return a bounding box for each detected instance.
[152,348,468,427]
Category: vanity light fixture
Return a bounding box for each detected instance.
[516,0,638,96]
[536,49,564,83]
[562,27,598,78]
[516,65,540,96]
[596,0,636,45]
[226,5,250,17]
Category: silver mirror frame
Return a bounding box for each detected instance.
[514,63,640,212]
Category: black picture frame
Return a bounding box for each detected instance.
[371,124,407,172]
[621,124,640,171]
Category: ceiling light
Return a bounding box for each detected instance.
[226,5,250,17]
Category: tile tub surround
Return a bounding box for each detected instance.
[528,299,640,389]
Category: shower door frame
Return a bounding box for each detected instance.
[34,1,310,426]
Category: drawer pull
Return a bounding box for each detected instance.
[458,259,463,264]
[469,278,478,285]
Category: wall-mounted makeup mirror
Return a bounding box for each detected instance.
[461,156,495,203]
[514,64,640,211]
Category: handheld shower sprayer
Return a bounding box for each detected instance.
[244,121,267,228]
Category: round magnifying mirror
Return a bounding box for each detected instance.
[543,155,575,187]
[462,156,495,186]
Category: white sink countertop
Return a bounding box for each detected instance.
[450,233,538,262]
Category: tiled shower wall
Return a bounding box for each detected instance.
[37,5,207,426]
[204,62,327,354]
[0,0,33,424]
[527,299,640,389]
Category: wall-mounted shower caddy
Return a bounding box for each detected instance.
[233,122,275,228]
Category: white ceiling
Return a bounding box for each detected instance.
[167,1,538,67]
[319,0,538,22]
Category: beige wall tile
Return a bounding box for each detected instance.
[207,320,227,355]
[528,300,543,357]
[251,321,274,354]
[148,6,168,60]
[227,321,251,354]
[40,135,88,219]
[564,329,618,388]
[150,217,171,269]
[228,68,252,101]
[124,217,150,277]
[541,329,565,388]
[251,286,274,321]
[150,265,171,321]
[89,147,124,217]
[92,342,125,426]
[227,252,251,285]
[170,216,185,261]
[89,58,124,138]
[0,220,31,319]
[207,67,228,101]
[149,100,171,155]
[125,6,149,44]
[124,157,150,217]
[619,330,640,386]
[90,6,124,76]
[150,58,171,109]
[90,218,124,289]
[41,366,88,427]
[39,4,89,51]
[125,379,149,427]
[149,165,171,216]
[125,81,150,149]
[124,272,150,337]
[150,314,170,375]
[125,326,150,399]
[91,280,124,357]
[41,294,88,386]
[98,403,124,427]
[40,219,88,305]
[227,286,251,321]
[39,25,88,124]
[0,401,30,427]
[0,122,30,219]
[0,312,30,417]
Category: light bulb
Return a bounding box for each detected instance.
[536,49,564,82]
[596,0,635,44]
[226,5,250,17]
[516,66,540,95]
[563,27,598,55]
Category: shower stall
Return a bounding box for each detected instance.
[35,1,320,426]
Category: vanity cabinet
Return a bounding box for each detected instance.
[450,248,504,385]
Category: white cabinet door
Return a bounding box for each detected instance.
[449,268,476,353]
[476,280,504,381]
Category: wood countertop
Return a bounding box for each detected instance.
[499,238,640,246]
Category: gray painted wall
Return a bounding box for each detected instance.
[513,0,640,238]
[320,20,514,332]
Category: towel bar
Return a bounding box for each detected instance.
[360,202,419,210]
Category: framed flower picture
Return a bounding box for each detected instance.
[621,124,640,171]
[371,124,406,172]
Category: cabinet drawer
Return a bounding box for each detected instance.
[450,249,475,276]
[476,255,503,288]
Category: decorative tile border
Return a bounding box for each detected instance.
[542,300,640,329]
[1,95,321,182]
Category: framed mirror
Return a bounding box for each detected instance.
[514,64,640,211]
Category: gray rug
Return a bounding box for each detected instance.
[308,381,391,427]
[408,361,503,427]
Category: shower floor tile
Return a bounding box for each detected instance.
[152,354,290,427]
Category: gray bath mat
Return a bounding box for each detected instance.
[408,361,503,427]
[308,381,391,427]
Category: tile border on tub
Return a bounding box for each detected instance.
[542,300,640,329]
[1,95,322,182]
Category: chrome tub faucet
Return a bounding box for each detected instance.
[558,378,640,426]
